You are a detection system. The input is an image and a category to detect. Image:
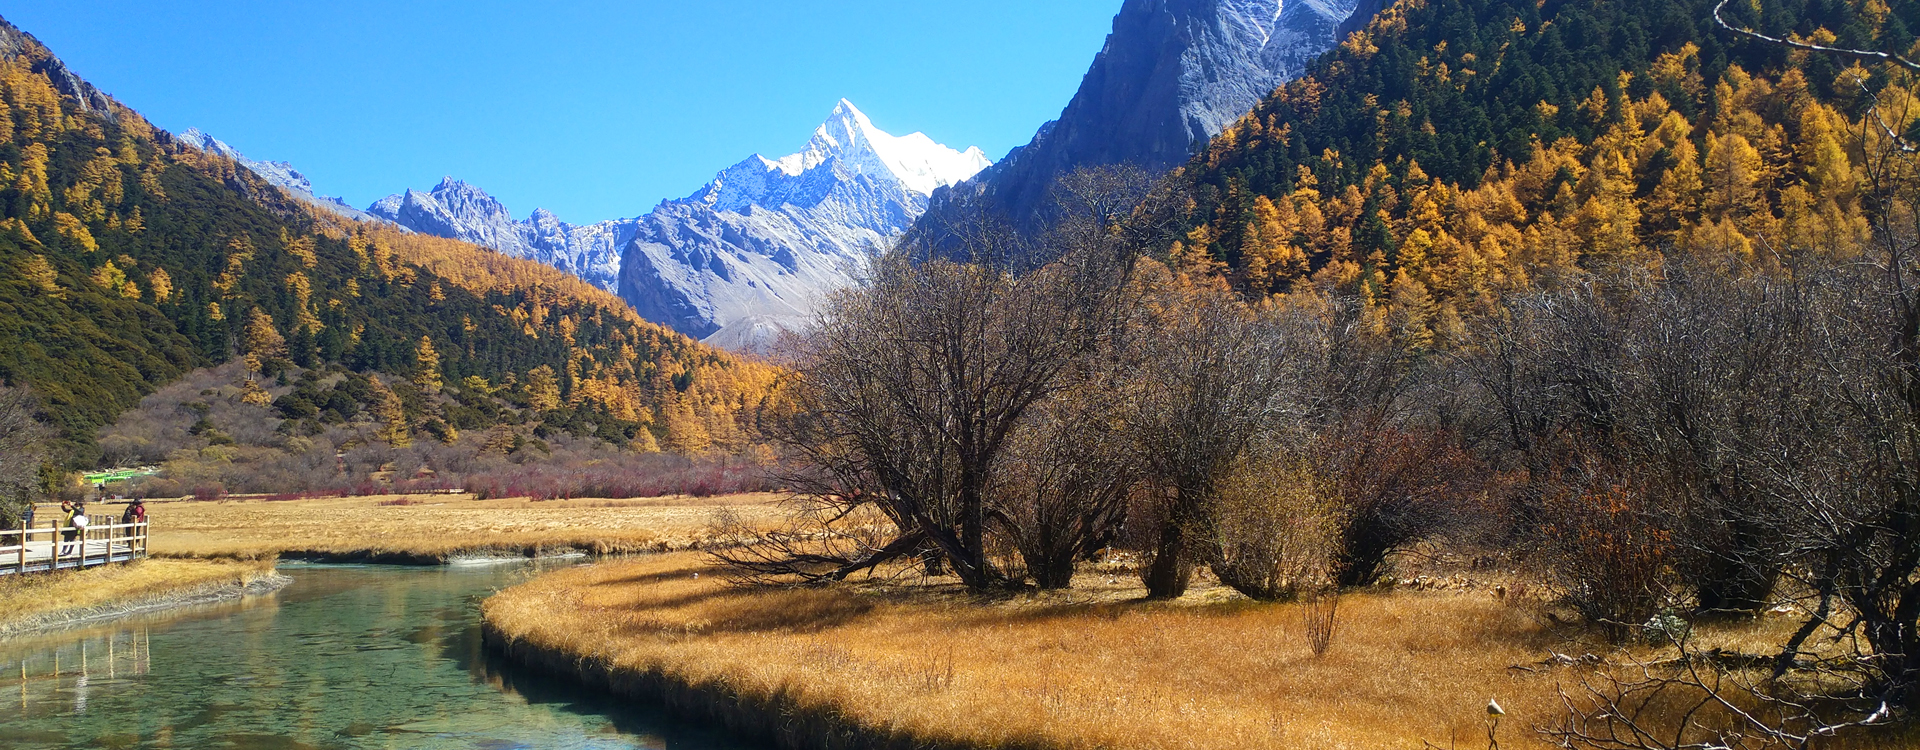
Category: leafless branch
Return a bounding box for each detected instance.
[1713,0,1920,73]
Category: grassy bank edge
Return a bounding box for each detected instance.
[153,536,722,566]
[479,620,1056,750]
[0,558,289,639]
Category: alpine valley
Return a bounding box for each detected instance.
[187,0,1380,349]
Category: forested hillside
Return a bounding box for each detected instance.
[1181,0,1913,306]
[0,18,777,467]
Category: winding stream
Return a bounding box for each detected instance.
[0,562,761,750]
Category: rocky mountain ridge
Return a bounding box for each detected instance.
[919,0,1373,237]
[369,100,989,347]
[174,129,383,224]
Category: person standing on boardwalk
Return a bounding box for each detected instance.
[121,499,145,526]
[60,500,86,557]
[121,499,145,546]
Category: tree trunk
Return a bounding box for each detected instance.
[1144,521,1193,599]
[1335,528,1393,588]
[959,482,987,587]
[1034,553,1076,589]
[1693,557,1780,618]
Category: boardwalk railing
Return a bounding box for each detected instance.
[0,515,149,576]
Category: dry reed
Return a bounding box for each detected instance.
[484,554,1920,750]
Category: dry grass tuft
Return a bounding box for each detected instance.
[141,493,785,561]
[0,558,277,629]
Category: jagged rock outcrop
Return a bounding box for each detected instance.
[0,17,115,120]
[920,0,1375,236]
[366,179,633,293]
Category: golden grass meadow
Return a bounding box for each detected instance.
[482,551,1901,750]
[140,492,785,561]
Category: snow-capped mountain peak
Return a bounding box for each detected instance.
[368,100,990,350]
[772,99,990,197]
[694,99,989,217]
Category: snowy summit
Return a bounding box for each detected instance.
[766,99,991,197]
[697,99,990,215]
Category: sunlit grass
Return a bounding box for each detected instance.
[143,492,785,561]
[486,553,1602,749]
[487,553,1920,750]
[0,558,277,630]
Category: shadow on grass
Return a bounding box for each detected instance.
[590,565,714,589]
[612,585,877,636]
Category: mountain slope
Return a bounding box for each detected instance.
[1176,0,1913,300]
[0,15,775,465]
[371,100,990,345]
[918,0,1372,237]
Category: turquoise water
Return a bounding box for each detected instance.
[0,562,759,750]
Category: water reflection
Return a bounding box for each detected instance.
[0,563,757,750]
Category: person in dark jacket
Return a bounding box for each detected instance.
[121,499,146,526]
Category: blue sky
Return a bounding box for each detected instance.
[1,1,1118,223]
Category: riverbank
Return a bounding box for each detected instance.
[481,553,1591,750]
[144,493,784,563]
[0,558,287,638]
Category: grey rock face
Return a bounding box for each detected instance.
[922,0,1372,234]
[618,100,988,343]
[0,16,115,121]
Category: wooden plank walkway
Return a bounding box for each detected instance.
[0,517,149,576]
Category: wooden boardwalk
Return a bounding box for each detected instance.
[0,517,149,576]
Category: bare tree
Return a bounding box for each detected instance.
[1131,270,1304,599]
[0,387,48,528]
[988,381,1137,588]
[1299,294,1480,588]
[1548,21,1920,743]
[729,168,1150,590]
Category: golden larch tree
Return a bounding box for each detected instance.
[241,309,286,382]
[414,336,442,395]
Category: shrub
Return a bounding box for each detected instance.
[1207,449,1338,601]
[1538,475,1677,641]
[465,455,775,501]
[1301,588,1341,658]
[131,477,185,499]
